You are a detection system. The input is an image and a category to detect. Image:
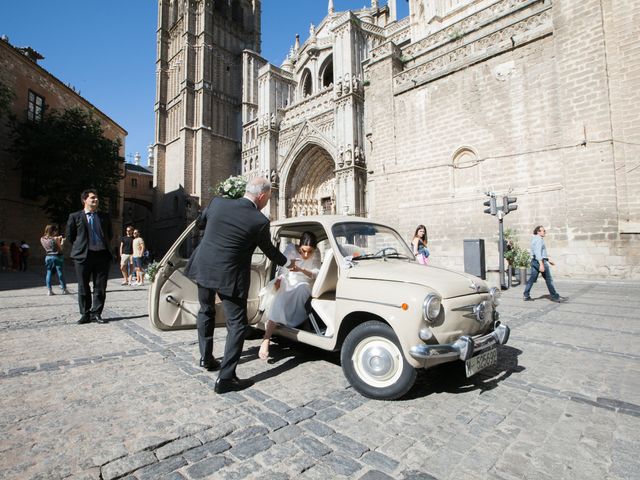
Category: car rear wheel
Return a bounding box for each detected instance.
[341,321,417,400]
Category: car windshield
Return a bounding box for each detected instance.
[331,222,414,260]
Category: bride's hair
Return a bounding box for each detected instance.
[299,231,318,249]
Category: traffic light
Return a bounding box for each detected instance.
[483,196,497,215]
[503,196,517,215]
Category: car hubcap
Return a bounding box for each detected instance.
[352,336,403,388]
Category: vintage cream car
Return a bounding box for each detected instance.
[149,216,510,400]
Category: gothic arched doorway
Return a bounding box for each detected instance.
[285,144,335,217]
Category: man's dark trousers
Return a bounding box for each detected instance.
[523,258,559,299]
[75,250,111,318]
[197,284,249,380]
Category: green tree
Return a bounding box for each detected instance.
[10,107,123,224]
[0,79,14,119]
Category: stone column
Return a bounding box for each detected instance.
[331,14,367,216]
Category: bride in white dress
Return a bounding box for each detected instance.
[259,231,321,360]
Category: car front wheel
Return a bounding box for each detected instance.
[341,321,417,400]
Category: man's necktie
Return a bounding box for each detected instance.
[87,213,100,244]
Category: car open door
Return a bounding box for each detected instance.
[149,220,269,331]
[247,248,269,324]
[148,220,227,331]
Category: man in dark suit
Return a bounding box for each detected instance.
[66,189,113,324]
[186,177,290,393]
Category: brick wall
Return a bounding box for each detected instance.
[0,39,126,265]
[365,0,640,278]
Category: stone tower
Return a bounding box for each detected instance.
[241,0,399,220]
[153,0,261,252]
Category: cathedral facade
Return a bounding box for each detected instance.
[155,0,640,278]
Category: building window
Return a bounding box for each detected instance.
[320,56,334,88]
[149,180,153,189]
[131,178,138,188]
[231,0,244,25]
[452,147,480,193]
[301,69,313,97]
[27,90,45,121]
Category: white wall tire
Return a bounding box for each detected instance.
[341,321,417,400]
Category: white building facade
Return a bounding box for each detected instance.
[155,0,640,278]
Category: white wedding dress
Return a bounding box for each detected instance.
[264,243,321,328]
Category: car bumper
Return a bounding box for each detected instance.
[409,323,510,362]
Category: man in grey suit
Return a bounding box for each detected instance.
[186,177,290,393]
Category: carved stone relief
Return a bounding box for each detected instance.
[285,144,336,217]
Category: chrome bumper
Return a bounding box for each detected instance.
[409,323,510,362]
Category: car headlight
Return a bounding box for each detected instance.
[422,294,441,323]
[489,287,501,307]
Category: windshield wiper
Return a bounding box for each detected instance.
[352,253,410,260]
[352,254,379,260]
[383,253,411,259]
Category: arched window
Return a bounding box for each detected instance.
[301,69,312,97]
[320,55,334,88]
[452,147,480,193]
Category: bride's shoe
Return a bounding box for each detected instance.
[258,339,270,360]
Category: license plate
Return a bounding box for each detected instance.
[465,348,497,377]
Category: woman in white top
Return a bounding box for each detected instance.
[259,231,321,360]
[132,229,146,286]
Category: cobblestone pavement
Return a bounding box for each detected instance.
[1,267,639,480]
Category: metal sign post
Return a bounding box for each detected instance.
[483,191,517,290]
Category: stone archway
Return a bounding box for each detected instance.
[285,144,335,217]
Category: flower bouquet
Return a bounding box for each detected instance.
[213,175,247,199]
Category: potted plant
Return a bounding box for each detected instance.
[502,229,531,286]
[513,245,531,284]
[503,228,517,285]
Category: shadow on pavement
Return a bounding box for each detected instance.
[0,264,124,292]
[236,336,524,401]
[403,345,524,400]
[239,337,339,385]
[103,314,149,323]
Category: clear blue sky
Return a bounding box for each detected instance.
[1,1,408,163]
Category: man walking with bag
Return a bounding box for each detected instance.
[523,225,567,303]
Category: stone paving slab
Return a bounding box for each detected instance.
[1,270,639,479]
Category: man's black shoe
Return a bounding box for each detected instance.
[92,314,108,324]
[523,296,533,301]
[551,296,568,303]
[77,315,91,325]
[199,358,221,371]
[214,376,254,394]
